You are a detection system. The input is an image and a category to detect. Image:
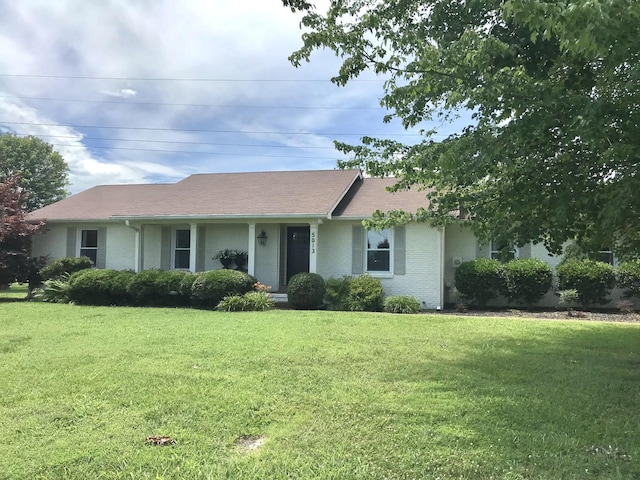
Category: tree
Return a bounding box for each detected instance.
[0,133,69,211]
[0,176,44,287]
[283,0,640,259]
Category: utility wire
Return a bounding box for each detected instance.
[51,143,349,159]
[1,121,422,137]
[0,73,383,82]
[0,95,382,110]
[12,133,339,149]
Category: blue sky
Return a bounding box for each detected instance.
[0,0,467,194]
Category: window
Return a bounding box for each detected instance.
[597,248,614,265]
[174,229,190,269]
[490,239,517,262]
[80,229,98,265]
[366,229,391,273]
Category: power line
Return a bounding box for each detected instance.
[12,133,339,149]
[0,95,382,110]
[0,73,383,82]
[51,143,349,160]
[0,121,422,137]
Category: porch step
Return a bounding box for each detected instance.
[271,293,288,303]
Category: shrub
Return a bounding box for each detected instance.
[324,276,353,310]
[67,269,134,306]
[502,258,553,306]
[617,259,640,300]
[455,258,505,307]
[125,269,190,307]
[40,256,94,281]
[108,270,136,305]
[32,273,72,303]
[26,256,49,294]
[127,269,164,306]
[384,295,420,314]
[217,291,275,312]
[348,274,384,312]
[157,270,192,306]
[558,289,579,316]
[191,269,256,308]
[216,294,247,312]
[556,259,616,306]
[179,272,198,300]
[287,272,326,310]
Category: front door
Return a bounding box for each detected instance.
[286,226,310,282]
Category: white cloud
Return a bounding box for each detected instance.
[0,0,440,194]
[101,88,137,99]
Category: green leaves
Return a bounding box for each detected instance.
[284,0,640,259]
[0,134,69,211]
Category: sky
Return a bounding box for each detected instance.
[0,0,464,194]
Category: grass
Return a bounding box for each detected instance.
[1,285,639,479]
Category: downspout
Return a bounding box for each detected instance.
[125,220,142,272]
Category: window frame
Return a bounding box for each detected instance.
[597,248,615,266]
[365,228,393,275]
[79,229,98,265]
[490,239,518,262]
[173,228,191,270]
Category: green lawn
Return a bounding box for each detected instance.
[1,286,639,479]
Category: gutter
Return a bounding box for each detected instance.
[110,213,332,222]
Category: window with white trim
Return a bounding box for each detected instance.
[174,229,191,269]
[80,229,98,265]
[490,239,517,262]
[366,229,391,273]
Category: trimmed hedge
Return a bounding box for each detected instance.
[617,259,640,300]
[384,295,420,314]
[40,256,94,280]
[502,258,553,306]
[191,269,256,308]
[455,258,505,307]
[556,259,616,306]
[324,276,353,311]
[348,274,384,312]
[127,269,190,307]
[67,269,135,306]
[287,272,326,310]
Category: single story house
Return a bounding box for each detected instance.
[29,169,611,309]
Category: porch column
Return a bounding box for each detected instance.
[189,223,198,273]
[309,223,318,274]
[248,223,256,276]
[125,220,142,272]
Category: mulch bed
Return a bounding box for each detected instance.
[443,308,640,323]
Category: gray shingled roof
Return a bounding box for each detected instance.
[334,177,430,218]
[30,170,362,221]
[29,170,432,222]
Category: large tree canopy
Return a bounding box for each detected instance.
[0,133,69,211]
[283,0,640,258]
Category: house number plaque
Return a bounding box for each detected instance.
[311,231,316,254]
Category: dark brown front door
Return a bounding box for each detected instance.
[286,226,310,282]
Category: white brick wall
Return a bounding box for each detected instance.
[317,221,444,309]
[444,223,477,290]
[32,225,67,259]
[202,224,249,271]
[105,224,136,270]
[142,225,162,270]
[253,224,280,291]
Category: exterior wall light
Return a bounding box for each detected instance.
[257,230,268,246]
